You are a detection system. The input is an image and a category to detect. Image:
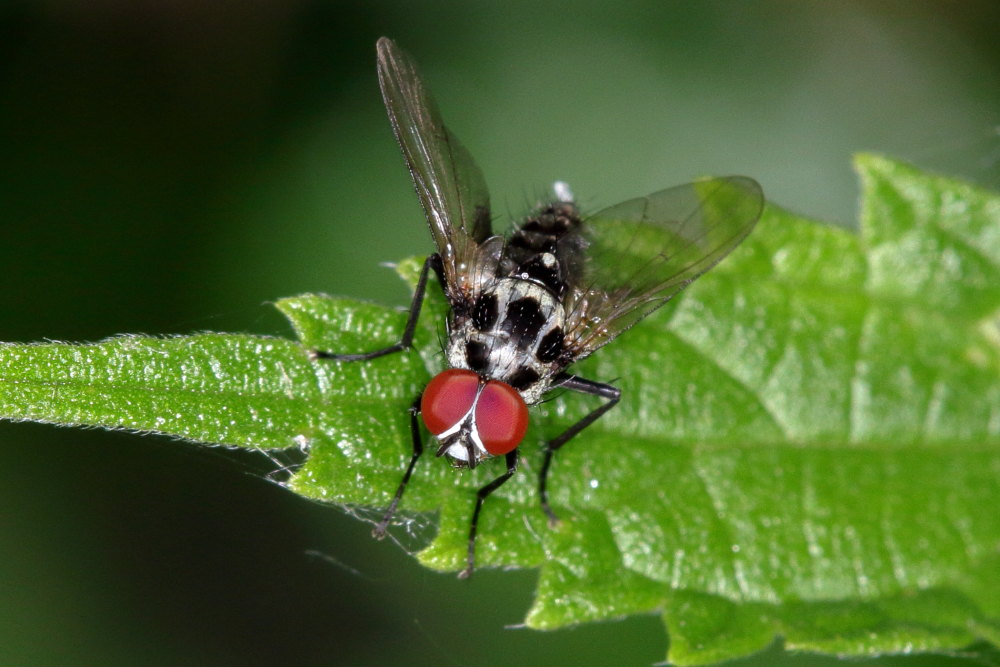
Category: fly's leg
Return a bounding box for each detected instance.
[459,449,519,579]
[312,254,443,362]
[312,256,441,540]
[373,396,424,538]
[539,374,620,526]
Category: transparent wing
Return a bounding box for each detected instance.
[561,176,764,357]
[376,38,494,299]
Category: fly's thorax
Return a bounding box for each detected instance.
[446,277,565,405]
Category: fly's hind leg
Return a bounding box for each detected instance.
[311,254,443,362]
[539,374,620,526]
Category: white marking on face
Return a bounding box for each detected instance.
[434,383,488,462]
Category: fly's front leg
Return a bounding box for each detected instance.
[373,396,424,538]
[539,374,620,526]
[460,449,519,579]
[312,253,443,362]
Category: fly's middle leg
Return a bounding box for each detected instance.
[538,374,620,526]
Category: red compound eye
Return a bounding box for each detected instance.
[476,380,528,455]
[420,370,529,456]
[421,369,480,436]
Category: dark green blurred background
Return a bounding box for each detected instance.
[2,2,999,665]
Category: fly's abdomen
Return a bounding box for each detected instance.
[504,201,586,298]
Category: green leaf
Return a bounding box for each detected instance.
[1,155,1000,664]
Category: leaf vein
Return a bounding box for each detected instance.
[665,328,791,441]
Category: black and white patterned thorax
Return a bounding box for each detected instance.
[446,192,584,407]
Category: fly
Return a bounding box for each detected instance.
[314,37,764,578]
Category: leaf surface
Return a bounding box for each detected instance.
[1,155,999,664]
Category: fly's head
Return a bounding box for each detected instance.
[421,369,529,468]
